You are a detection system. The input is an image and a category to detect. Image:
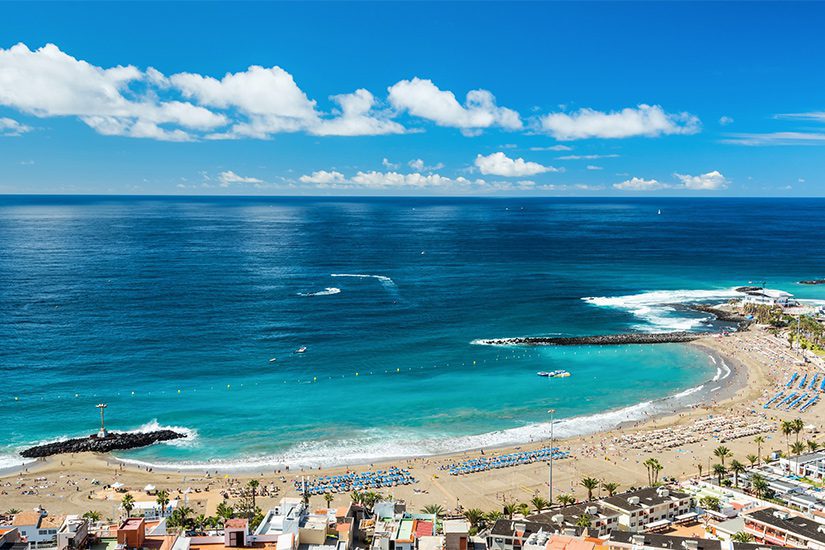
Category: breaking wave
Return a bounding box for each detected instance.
[297,287,341,297]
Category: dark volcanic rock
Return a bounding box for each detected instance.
[686,304,751,329]
[735,286,763,293]
[800,279,825,285]
[20,430,185,458]
[476,332,703,347]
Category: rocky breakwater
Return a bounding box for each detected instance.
[20,430,185,458]
[800,279,825,285]
[475,332,703,347]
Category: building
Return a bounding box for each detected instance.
[780,451,825,480]
[606,531,783,550]
[743,507,825,549]
[487,519,578,550]
[0,511,65,544]
[117,518,146,550]
[529,503,621,537]
[599,487,694,532]
[57,516,89,550]
[443,519,470,550]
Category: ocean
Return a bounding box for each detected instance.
[1,196,824,470]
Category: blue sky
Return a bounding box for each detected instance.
[1,1,825,196]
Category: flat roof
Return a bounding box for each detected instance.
[120,518,144,531]
[745,507,825,543]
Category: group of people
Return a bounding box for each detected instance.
[441,447,569,475]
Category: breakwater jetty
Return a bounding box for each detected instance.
[474,331,703,347]
[20,430,185,458]
[800,279,825,285]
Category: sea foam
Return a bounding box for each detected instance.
[298,287,341,297]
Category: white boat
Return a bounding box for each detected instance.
[657,209,662,215]
[539,369,571,378]
[295,346,307,353]
[537,371,550,377]
[269,357,277,363]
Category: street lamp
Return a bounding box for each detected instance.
[548,408,556,504]
[96,403,108,438]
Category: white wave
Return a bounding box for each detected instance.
[113,384,711,472]
[582,288,743,332]
[128,420,199,448]
[719,360,731,380]
[297,287,341,297]
[0,453,35,471]
[713,368,722,382]
[671,385,704,399]
[708,355,717,365]
[330,273,396,287]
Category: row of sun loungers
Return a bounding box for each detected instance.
[296,467,416,495]
[612,416,773,451]
[441,447,570,476]
[765,373,825,412]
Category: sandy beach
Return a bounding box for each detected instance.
[3,326,819,520]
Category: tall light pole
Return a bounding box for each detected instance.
[97,403,108,438]
[548,408,556,504]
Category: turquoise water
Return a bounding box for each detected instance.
[1,196,824,469]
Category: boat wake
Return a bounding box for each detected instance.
[330,273,396,288]
[297,287,341,297]
[582,288,743,332]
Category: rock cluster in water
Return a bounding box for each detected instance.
[800,279,825,285]
[20,430,185,458]
[477,332,703,346]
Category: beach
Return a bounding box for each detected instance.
[3,325,817,519]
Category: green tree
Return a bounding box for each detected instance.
[556,493,576,506]
[643,458,663,485]
[730,460,746,488]
[792,418,804,444]
[781,420,794,458]
[349,491,362,506]
[601,481,620,497]
[746,454,759,467]
[216,502,234,523]
[502,502,517,520]
[754,435,765,465]
[5,509,21,515]
[576,513,592,528]
[121,494,135,517]
[194,514,207,532]
[324,493,334,508]
[750,473,768,499]
[421,504,446,517]
[808,439,820,452]
[82,510,101,522]
[712,463,727,485]
[699,496,719,511]
[731,532,754,543]
[713,446,732,467]
[696,463,703,479]
[580,477,600,501]
[530,496,550,513]
[247,479,260,510]
[464,508,485,530]
[156,490,170,517]
[485,510,503,524]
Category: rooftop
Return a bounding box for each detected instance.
[745,507,825,543]
[10,512,42,527]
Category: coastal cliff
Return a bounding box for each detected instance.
[20,430,185,458]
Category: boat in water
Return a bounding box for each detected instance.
[269,357,277,363]
[537,370,571,378]
[295,346,307,354]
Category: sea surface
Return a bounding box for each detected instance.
[1,196,824,470]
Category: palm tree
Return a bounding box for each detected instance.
[485,510,504,524]
[362,491,384,509]
[696,463,703,479]
[5,509,21,515]
[530,496,550,513]
[464,508,485,530]
[713,446,732,467]
[754,435,766,465]
[712,463,727,485]
[808,439,820,452]
[503,502,517,520]
[781,420,794,457]
[792,418,804,444]
[247,479,260,510]
[216,502,234,523]
[516,503,531,517]
[601,481,620,497]
[121,494,135,517]
[643,458,663,485]
[580,477,599,501]
[575,514,592,528]
[750,473,768,499]
[791,441,806,474]
[83,510,102,522]
[731,532,754,543]
[349,491,362,506]
[699,496,719,511]
[556,493,576,506]
[421,504,446,517]
[193,514,207,533]
[746,454,759,467]
[730,460,745,488]
[324,493,334,507]
[156,490,170,517]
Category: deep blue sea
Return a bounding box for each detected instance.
[1,196,824,470]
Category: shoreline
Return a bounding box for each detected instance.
[3,333,748,477]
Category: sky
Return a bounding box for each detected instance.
[1,1,825,196]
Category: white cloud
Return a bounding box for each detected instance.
[474,152,557,177]
[722,132,825,145]
[719,116,734,125]
[529,145,572,151]
[388,77,521,132]
[674,170,728,190]
[613,177,667,191]
[298,170,346,185]
[218,170,264,187]
[381,158,398,169]
[312,89,405,136]
[614,170,728,191]
[586,165,603,171]
[408,158,444,171]
[557,154,619,160]
[775,112,825,122]
[0,43,227,141]
[0,117,31,136]
[539,104,700,140]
